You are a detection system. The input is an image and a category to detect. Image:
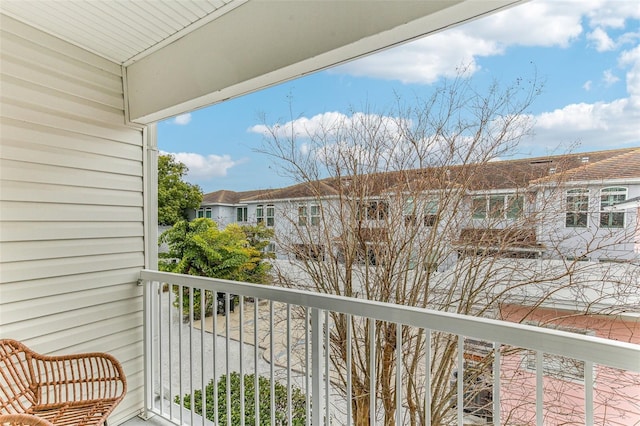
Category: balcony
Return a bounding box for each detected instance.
[133,270,640,426]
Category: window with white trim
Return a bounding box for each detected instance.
[236,207,248,223]
[488,195,504,219]
[403,197,417,226]
[310,204,320,226]
[196,208,212,219]
[424,199,439,227]
[298,204,308,226]
[256,205,264,224]
[600,187,626,228]
[298,203,321,226]
[358,200,388,221]
[472,194,523,220]
[404,197,439,226]
[266,204,275,227]
[506,194,524,219]
[566,189,589,228]
[472,197,487,219]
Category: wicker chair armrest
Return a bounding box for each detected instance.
[0,414,54,426]
[30,351,127,406]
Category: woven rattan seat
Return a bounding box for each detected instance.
[0,339,126,426]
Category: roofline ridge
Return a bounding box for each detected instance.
[205,147,640,199]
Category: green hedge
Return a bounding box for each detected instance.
[176,372,307,425]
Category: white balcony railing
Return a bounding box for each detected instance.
[140,269,640,426]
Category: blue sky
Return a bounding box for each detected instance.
[158,0,640,193]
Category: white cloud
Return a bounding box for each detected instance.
[249,111,347,138]
[530,97,639,149]
[588,27,616,51]
[334,31,499,84]
[250,112,419,171]
[173,113,192,125]
[619,44,640,105]
[332,0,640,151]
[163,151,241,178]
[585,0,640,28]
[529,40,640,149]
[332,0,590,84]
[603,69,620,86]
[249,111,408,140]
[331,0,638,85]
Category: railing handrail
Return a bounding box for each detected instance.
[140,269,640,372]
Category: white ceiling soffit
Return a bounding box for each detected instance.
[0,0,247,65]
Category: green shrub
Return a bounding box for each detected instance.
[159,219,273,319]
[176,372,307,425]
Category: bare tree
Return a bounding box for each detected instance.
[255,73,639,425]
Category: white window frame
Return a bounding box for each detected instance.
[266,204,275,227]
[310,204,321,226]
[472,194,523,220]
[565,188,589,228]
[506,194,524,219]
[403,197,417,226]
[472,197,487,219]
[599,187,627,228]
[359,200,389,221]
[196,207,212,219]
[236,207,248,223]
[298,204,308,226]
[424,199,439,227]
[256,205,264,224]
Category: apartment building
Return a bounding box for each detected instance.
[197,147,640,264]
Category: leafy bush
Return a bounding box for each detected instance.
[176,372,307,425]
[159,219,274,318]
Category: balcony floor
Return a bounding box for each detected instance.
[122,415,175,426]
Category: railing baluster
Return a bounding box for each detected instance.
[168,284,174,420]
[305,308,311,426]
[200,290,206,426]
[157,282,163,417]
[213,291,219,425]
[311,308,323,426]
[325,309,330,424]
[189,288,194,426]
[457,335,464,426]
[493,342,501,426]
[536,350,543,426]
[226,293,231,426]
[370,318,376,424]
[270,300,275,426]
[287,303,292,426]
[254,298,260,426]
[239,295,245,426]
[178,285,183,425]
[425,328,431,426]
[143,279,153,416]
[346,314,352,426]
[585,360,594,426]
[396,323,402,426]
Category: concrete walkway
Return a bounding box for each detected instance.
[196,298,310,373]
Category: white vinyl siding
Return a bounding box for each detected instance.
[0,15,144,425]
